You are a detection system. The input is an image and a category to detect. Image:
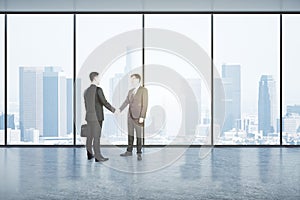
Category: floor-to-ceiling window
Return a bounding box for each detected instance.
[0,15,4,145]
[283,14,300,145]
[214,14,280,145]
[144,14,211,145]
[7,14,74,145]
[1,12,299,146]
[76,14,142,145]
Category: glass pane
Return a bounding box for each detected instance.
[144,14,211,145]
[214,14,280,145]
[76,14,142,145]
[7,14,74,145]
[0,15,4,145]
[283,14,300,145]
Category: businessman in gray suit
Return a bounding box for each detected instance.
[84,72,116,162]
[119,74,148,161]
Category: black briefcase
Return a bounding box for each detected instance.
[80,124,88,137]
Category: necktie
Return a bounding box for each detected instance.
[133,87,139,95]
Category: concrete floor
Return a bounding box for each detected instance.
[0,147,299,200]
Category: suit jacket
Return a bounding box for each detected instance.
[84,84,115,122]
[120,86,148,120]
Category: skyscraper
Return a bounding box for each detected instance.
[24,128,39,143]
[286,105,300,115]
[67,78,73,134]
[258,75,277,136]
[213,76,225,141]
[19,67,44,141]
[221,64,241,133]
[0,113,3,130]
[0,114,15,130]
[283,114,300,134]
[187,79,202,124]
[75,78,81,136]
[43,67,67,137]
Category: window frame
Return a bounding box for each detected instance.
[0,11,298,147]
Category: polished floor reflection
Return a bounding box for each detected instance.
[0,147,299,200]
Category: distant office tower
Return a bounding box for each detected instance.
[286,105,300,115]
[75,78,81,135]
[283,114,300,134]
[8,129,21,143]
[277,118,281,134]
[258,75,277,136]
[243,115,258,134]
[284,105,300,134]
[43,67,67,137]
[236,119,242,130]
[244,118,250,133]
[19,67,44,141]
[222,64,241,132]
[67,78,82,136]
[24,128,39,143]
[0,130,3,144]
[187,79,202,124]
[67,78,73,134]
[213,77,225,140]
[0,113,2,130]
[7,114,15,129]
[0,113,15,130]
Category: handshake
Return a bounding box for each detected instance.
[114,108,144,123]
[114,108,121,115]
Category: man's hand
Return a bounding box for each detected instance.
[139,118,144,123]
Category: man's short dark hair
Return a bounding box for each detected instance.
[131,74,141,82]
[89,72,99,82]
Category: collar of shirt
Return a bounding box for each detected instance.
[133,85,140,94]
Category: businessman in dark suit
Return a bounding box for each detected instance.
[84,72,116,162]
[119,74,148,161]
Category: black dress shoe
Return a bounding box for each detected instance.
[137,154,142,161]
[88,155,94,160]
[100,156,109,160]
[87,151,94,160]
[95,157,109,162]
[120,151,133,156]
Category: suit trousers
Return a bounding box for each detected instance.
[127,117,143,154]
[86,121,103,160]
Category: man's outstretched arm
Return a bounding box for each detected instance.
[97,87,115,113]
[140,88,148,119]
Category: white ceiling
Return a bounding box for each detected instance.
[0,0,300,12]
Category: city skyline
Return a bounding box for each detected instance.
[1,62,299,144]
[18,66,73,143]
